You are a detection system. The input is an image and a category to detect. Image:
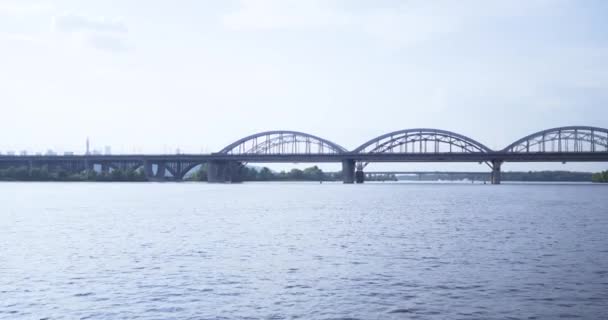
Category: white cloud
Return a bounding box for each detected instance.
[360,2,466,46]
[0,1,52,17]
[0,3,130,53]
[86,33,128,52]
[52,13,127,34]
[0,31,46,45]
[52,13,129,52]
[221,0,466,46]
[222,0,352,30]
[222,0,573,46]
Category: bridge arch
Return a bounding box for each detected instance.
[353,128,492,154]
[218,130,347,155]
[177,162,205,179]
[502,126,608,153]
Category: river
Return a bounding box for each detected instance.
[1,182,607,319]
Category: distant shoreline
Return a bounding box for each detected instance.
[0,165,602,183]
[0,180,604,184]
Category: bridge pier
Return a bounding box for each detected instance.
[172,161,183,180]
[355,169,365,184]
[84,158,93,172]
[101,162,110,174]
[491,160,503,185]
[143,160,154,180]
[208,160,226,183]
[156,162,166,178]
[207,160,240,183]
[342,160,355,184]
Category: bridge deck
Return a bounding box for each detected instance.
[1,152,607,163]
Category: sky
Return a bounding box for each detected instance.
[1,0,607,171]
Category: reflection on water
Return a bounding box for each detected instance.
[1,182,607,319]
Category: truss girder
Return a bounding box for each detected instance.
[503,126,608,153]
[219,130,347,155]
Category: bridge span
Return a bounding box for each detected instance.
[365,171,493,181]
[0,126,607,184]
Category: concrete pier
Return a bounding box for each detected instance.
[155,162,166,178]
[208,160,238,183]
[355,169,365,184]
[342,159,355,184]
[491,160,503,184]
[144,160,154,179]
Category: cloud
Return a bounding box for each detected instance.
[222,0,352,30]
[52,13,129,52]
[0,5,130,53]
[0,1,51,17]
[220,0,482,46]
[53,14,127,34]
[222,0,573,46]
[86,33,128,52]
[0,31,46,45]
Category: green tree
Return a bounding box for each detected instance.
[14,166,30,180]
[303,166,324,181]
[288,168,304,180]
[592,170,608,183]
[191,165,208,181]
[111,169,125,181]
[258,167,274,181]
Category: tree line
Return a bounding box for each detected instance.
[592,170,608,183]
[0,166,146,182]
[396,171,594,182]
[190,165,342,182]
[0,164,605,183]
[502,171,592,182]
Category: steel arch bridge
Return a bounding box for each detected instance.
[351,128,493,170]
[502,126,608,153]
[353,128,492,154]
[1,125,607,184]
[218,130,347,155]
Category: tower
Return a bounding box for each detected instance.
[86,137,90,155]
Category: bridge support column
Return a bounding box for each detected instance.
[491,160,503,185]
[143,160,154,180]
[173,161,183,181]
[342,160,355,184]
[101,162,110,174]
[156,162,166,178]
[208,160,230,183]
[355,169,365,184]
[84,158,93,172]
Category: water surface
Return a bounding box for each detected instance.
[1,182,607,319]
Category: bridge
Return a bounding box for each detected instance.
[0,126,607,184]
[365,171,493,182]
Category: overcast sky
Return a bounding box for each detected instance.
[1,0,607,171]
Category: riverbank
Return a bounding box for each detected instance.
[0,165,603,183]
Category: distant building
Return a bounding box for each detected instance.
[64,152,74,156]
[86,137,90,155]
[45,150,57,156]
[92,150,102,155]
[6,151,15,156]
[104,146,111,155]
[20,150,28,156]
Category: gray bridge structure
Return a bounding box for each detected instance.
[365,171,493,181]
[1,126,607,184]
